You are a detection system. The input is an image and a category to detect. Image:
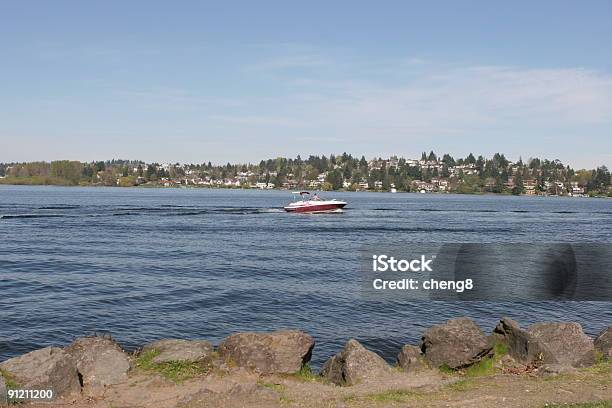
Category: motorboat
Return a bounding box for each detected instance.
[284,191,347,213]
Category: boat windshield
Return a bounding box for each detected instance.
[292,191,324,201]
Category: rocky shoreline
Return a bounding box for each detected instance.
[1,317,610,407]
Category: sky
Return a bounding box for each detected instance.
[1,1,611,168]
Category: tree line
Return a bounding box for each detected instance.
[0,152,610,196]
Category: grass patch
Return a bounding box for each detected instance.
[446,378,478,392]
[293,364,319,382]
[135,350,211,383]
[1,369,22,405]
[0,369,20,390]
[582,360,611,375]
[281,363,327,383]
[439,342,509,378]
[439,364,456,375]
[367,389,423,403]
[493,342,508,356]
[256,380,291,404]
[464,342,508,377]
[463,356,495,377]
[256,380,286,393]
[542,401,612,408]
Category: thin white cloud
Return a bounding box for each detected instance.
[262,63,612,134]
[206,59,612,166]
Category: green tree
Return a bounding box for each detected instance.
[442,154,455,167]
[321,181,334,191]
[325,169,343,190]
[50,160,83,185]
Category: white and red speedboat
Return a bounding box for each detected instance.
[284,191,347,213]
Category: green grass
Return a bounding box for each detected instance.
[293,364,319,382]
[438,364,455,374]
[1,368,23,404]
[256,380,293,404]
[465,342,508,377]
[582,360,611,375]
[280,363,327,383]
[439,342,509,378]
[446,378,478,392]
[0,369,20,390]
[256,380,286,393]
[135,350,211,383]
[463,357,495,377]
[0,176,78,186]
[367,389,423,403]
[593,350,606,364]
[493,342,508,355]
[542,401,612,408]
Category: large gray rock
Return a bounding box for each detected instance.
[143,339,213,364]
[527,322,595,367]
[320,339,392,386]
[420,317,492,369]
[66,336,131,396]
[492,317,554,364]
[594,326,611,360]
[218,330,314,374]
[0,347,80,398]
[397,345,426,373]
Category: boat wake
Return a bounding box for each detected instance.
[1,206,288,220]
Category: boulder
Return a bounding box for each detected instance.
[218,330,314,374]
[0,347,80,398]
[320,339,392,386]
[396,345,426,373]
[492,317,554,364]
[66,337,131,396]
[420,317,492,369]
[142,339,213,364]
[594,327,611,360]
[527,322,595,367]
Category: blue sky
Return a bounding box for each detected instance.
[1,1,611,168]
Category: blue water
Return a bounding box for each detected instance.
[1,185,611,366]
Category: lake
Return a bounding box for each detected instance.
[0,185,610,366]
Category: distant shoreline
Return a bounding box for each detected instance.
[1,181,609,198]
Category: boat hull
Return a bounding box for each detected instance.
[284,202,347,213]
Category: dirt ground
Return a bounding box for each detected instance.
[16,362,612,408]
